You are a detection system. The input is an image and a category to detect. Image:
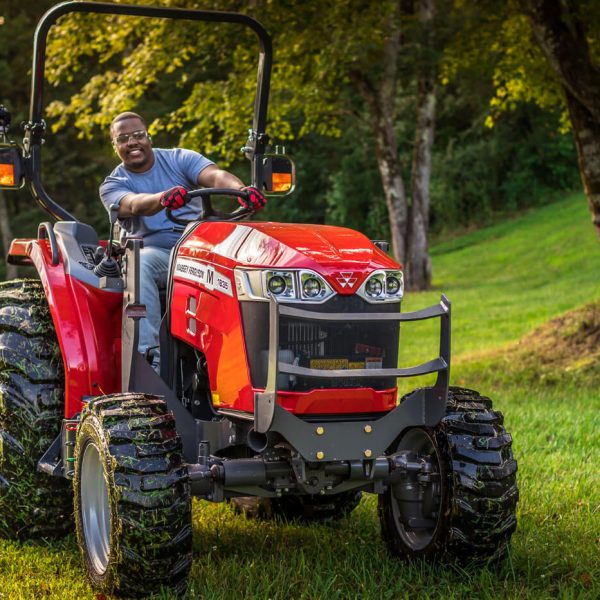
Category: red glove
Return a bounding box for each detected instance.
[160,186,189,210]
[239,186,267,212]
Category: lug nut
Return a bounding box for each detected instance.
[316,451,325,460]
[364,425,372,433]
[364,449,372,458]
[316,426,325,436]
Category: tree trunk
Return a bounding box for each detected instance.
[406,0,436,290]
[0,190,18,280]
[352,1,410,266]
[373,111,410,266]
[565,89,600,234]
[521,0,600,238]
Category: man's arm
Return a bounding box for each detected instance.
[118,192,164,217]
[197,165,244,189]
[115,166,249,218]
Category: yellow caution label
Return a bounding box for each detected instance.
[349,361,365,369]
[310,358,349,370]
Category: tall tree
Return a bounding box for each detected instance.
[443,0,600,240]
[520,0,600,239]
[351,0,437,288]
[43,0,447,289]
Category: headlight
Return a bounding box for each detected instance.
[357,270,403,303]
[365,274,385,298]
[265,271,295,298]
[234,268,335,302]
[302,276,322,298]
[300,271,332,300]
[385,271,403,298]
[268,275,287,295]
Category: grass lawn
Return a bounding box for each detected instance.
[0,193,598,599]
[401,192,600,363]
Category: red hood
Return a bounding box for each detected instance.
[179,221,400,294]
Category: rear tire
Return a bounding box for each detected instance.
[379,387,518,561]
[74,393,192,597]
[0,279,71,539]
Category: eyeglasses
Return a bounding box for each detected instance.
[112,130,149,145]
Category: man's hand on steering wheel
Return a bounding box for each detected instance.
[160,186,189,210]
[239,186,267,212]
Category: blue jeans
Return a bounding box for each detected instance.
[139,246,171,370]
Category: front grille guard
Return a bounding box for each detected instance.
[253,295,451,462]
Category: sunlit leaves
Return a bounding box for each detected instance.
[43,0,401,164]
[441,0,587,132]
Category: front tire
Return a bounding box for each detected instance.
[74,393,192,597]
[379,387,518,561]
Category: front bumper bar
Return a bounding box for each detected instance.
[253,295,451,461]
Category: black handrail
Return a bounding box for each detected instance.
[38,222,59,265]
[26,1,272,222]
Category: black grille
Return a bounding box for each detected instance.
[241,296,400,391]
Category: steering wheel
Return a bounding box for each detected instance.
[165,188,252,226]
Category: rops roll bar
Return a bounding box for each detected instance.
[25,1,272,222]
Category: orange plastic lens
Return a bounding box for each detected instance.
[272,172,292,192]
[0,164,15,186]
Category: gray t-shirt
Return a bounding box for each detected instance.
[99,148,214,249]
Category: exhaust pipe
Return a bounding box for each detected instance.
[246,428,278,453]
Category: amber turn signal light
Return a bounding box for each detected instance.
[0,163,15,186]
[272,172,292,192]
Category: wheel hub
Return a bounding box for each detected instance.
[389,429,442,550]
[80,442,111,575]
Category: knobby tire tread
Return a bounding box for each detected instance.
[379,386,518,562]
[0,279,71,539]
[74,393,192,597]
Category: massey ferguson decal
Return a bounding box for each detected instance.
[335,272,358,289]
[174,258,233,297]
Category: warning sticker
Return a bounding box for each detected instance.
[174,258,233,297]
[310,358,349,370]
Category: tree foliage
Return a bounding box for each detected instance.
[45,0,390,164]
[443,0,600,238]
[0,0,583,285]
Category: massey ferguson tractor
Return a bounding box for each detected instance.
[0,2,518,597]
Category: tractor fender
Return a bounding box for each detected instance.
[8,235,122,419]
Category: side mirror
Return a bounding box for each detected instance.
[261,154,295,195]
[0,145,25,190]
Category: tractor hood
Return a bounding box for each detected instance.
[178,221,399,295]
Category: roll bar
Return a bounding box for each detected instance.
[25,1,272,222]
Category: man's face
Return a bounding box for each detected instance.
[111,117,154,172]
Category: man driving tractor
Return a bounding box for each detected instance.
[99,111,267,368]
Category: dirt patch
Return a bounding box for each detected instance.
[517,300,600,372]
[458,300,600,387]
[517,300,600,370]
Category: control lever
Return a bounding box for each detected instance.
[107,203,120,259]
[93,204,121,278]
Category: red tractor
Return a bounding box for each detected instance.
[0,2,518,597]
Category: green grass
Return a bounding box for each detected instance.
[1,193,599,599]
[401,193,599,363]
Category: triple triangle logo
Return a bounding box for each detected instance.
[335,272,358,289]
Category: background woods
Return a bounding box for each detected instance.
[0,2,598,598]
[0,0,589,286]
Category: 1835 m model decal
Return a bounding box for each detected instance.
[174,257,233,297]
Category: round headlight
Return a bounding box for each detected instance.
[268,275,286,295]
[365,277,384,297]
[386,275,401,295]
[302,277,322,298]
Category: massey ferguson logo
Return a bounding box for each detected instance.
[335,272,358,289]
